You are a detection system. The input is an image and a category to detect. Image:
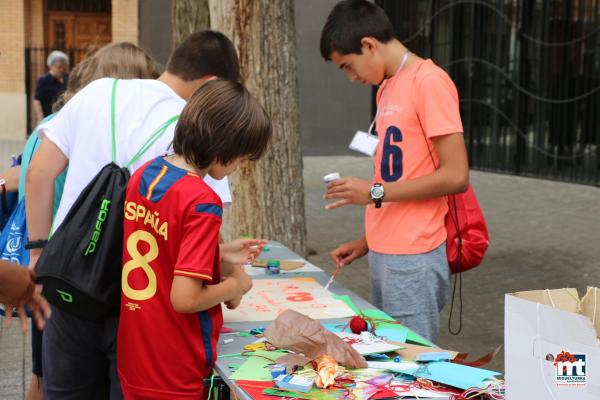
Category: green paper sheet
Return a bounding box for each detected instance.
[328,295,434,347]
[361,309,434,347]
[229,350,286,381]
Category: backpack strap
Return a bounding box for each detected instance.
[111,79,118,164]
[110,79,179,168]
[126,115,179,168]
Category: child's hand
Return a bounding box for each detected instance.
[225,267,252,310]
[330,237,369,268]
[323,177,372,209]
[220,238,267,265]
[230,266,253,293]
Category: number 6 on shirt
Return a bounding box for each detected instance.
[380,125,403,182]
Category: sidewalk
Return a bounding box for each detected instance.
[1,154,599,397]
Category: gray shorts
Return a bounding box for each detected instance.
[368,242,450,343]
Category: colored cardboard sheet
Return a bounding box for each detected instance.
[332,294,360,314]
[244,259,322,276]
[228,350,286,382]
[395,342,459,362]
[252,259,305,270]
[411,361,501,390]
[335,332,404,355]
[367,361,420,374]
[223,278,356,323]
[236,380,344,400]
[235,380,276,400]
[375,328,408,344]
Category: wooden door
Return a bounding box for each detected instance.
[47,11,111,63]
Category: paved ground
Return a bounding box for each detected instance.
[1,151,599,398]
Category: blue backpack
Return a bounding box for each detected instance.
[0,199,28,266]
[0,157,19,231]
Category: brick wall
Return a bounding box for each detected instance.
[0,0,27,139]
[112,0,139,44]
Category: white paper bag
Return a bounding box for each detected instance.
[505,287,600,400]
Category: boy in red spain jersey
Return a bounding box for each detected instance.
[320,0,469,342]
[117,79,272,400]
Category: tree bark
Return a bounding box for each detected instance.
[209,0,307,256]
[171,0,211,48]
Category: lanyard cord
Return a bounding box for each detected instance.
[368,48,411,136]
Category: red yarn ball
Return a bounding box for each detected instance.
[349,316,368,334]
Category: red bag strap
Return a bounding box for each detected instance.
[410,60,465,336]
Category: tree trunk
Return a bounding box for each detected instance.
[171,0,211,48]
[209,0,307,256]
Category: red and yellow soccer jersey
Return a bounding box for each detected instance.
[117,157,223,400]
[366,59,464,255]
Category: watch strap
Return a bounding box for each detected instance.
[25,239,48,250]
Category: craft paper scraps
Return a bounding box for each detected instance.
[228,350,287,381]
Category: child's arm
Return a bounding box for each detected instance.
[171,266,251,313]
[25,139,68,268]
[324,133,468,208]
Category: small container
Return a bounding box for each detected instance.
[266,260,281,275]
[275,374,314,393]
[323,172,341,185]
[269,364,287,379]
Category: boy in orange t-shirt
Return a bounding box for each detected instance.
[320,0,469,342]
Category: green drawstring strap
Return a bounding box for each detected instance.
[110,79,179,167]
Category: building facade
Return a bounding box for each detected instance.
[0,0,139,142]
[378,0,600,185]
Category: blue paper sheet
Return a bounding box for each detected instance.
[323,323,345,333]
[411,361,500,389]
[374,328,407,343]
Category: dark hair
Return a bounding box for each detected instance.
[173,80,272,170]
[320,0,394,60]
[166,30,240,82]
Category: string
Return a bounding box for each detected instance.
[593,288,597,327]
[206,374,215,400]
[368,48,411,137]
[545,289,556,308]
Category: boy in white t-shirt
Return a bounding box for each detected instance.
[25,31,259,399]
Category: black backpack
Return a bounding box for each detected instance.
[35,79,178,321]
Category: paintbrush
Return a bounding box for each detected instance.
[323,264,342,291]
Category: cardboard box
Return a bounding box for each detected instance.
[505,287,600,399]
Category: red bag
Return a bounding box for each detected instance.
[445,186,489,274]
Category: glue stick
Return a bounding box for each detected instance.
[323,172,341,185]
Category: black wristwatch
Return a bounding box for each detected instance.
[25,239,48,250]
[370,183,385,208]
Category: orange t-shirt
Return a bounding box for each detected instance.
[365,59,464,254]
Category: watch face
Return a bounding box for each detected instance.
[371,186,384,199]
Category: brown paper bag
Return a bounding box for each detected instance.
[264,309,367,368]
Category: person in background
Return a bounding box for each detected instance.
[26,31,259,400]
[320,0,469,343]
[118,79,271,400]
[33,51,69,124]
[21,42,161,400]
